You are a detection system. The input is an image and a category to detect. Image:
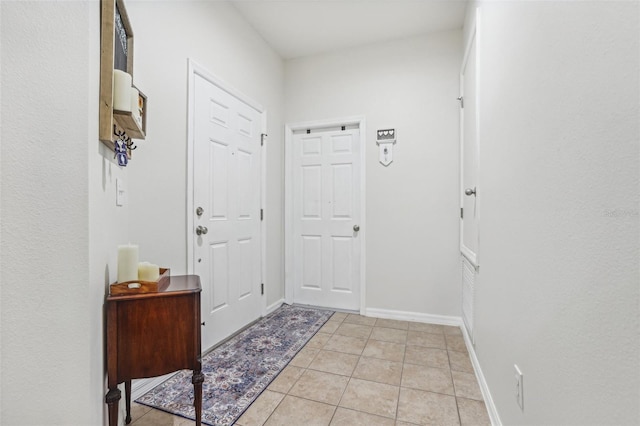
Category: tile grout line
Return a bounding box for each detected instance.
[396,331,409,422]
[259,390,288,426]
[331,371,355,424]
[396,345,407,423]
[446,347,465,426]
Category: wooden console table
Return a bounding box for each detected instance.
[105,275,203,425]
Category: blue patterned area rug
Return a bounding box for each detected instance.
[136,304,334,425]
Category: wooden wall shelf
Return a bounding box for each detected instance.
[99,0,147,152]
[113,88,147,140]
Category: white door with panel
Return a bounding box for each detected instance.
[460,32,479,264]
[460,20,479,341]
[292,127,361,310]
[193,74,262,351]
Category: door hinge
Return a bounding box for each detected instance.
[261,133,267,146]
[261,283,264,295]
[457,96,464,108]
[260,208,264,221]
[460,207,464,219]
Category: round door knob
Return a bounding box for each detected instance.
[465,187,476,196]
[196,225,208,236]
[353,225,360,232]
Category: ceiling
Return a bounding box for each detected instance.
[230,0,469,59]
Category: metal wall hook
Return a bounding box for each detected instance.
[113,125,137,167]
[114,125,137,151]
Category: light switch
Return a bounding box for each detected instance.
[116,178,126,206]
[514,364,524,410]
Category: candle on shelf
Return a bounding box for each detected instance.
[130,87,141,125]
[117,244,139,283]
[138,262,160,282]
[113,69,132,112]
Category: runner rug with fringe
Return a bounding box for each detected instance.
[136,304,334,425]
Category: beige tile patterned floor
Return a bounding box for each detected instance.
[130,313,491,426]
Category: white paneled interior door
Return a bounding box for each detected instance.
[460,25,479,267]
[460,15,479,341]
[193,73,263,351]
[292,126,361,310]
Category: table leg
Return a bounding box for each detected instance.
[192,371,204,426]
[105,388,121,426]
[125,380,132,424]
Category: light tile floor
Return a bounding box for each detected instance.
[130,312,491,426]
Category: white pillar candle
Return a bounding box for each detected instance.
[113,70,132,112]
[117,244,139,283]
[130,87,141,123]
[138,262,160,282]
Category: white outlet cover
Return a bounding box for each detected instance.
[116,178,126,206]
[514,364,524,410]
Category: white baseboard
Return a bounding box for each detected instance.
[131,373,175,400]
[364,307,463,326]
[461,325,502,426]
[266,298,285,315]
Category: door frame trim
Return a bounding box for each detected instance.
[186,58,267,318]
[459,10,480,268]
[284,116,367,314]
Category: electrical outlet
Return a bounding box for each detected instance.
[514,364,524,410]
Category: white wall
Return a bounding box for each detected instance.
[1,1,115,424]
[1,1,285,424]
[465,2,639,424]
[285,32,463,317]
[125,0,285,307]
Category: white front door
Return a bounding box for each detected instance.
[193,73,263,351]
[292,126,362,310]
